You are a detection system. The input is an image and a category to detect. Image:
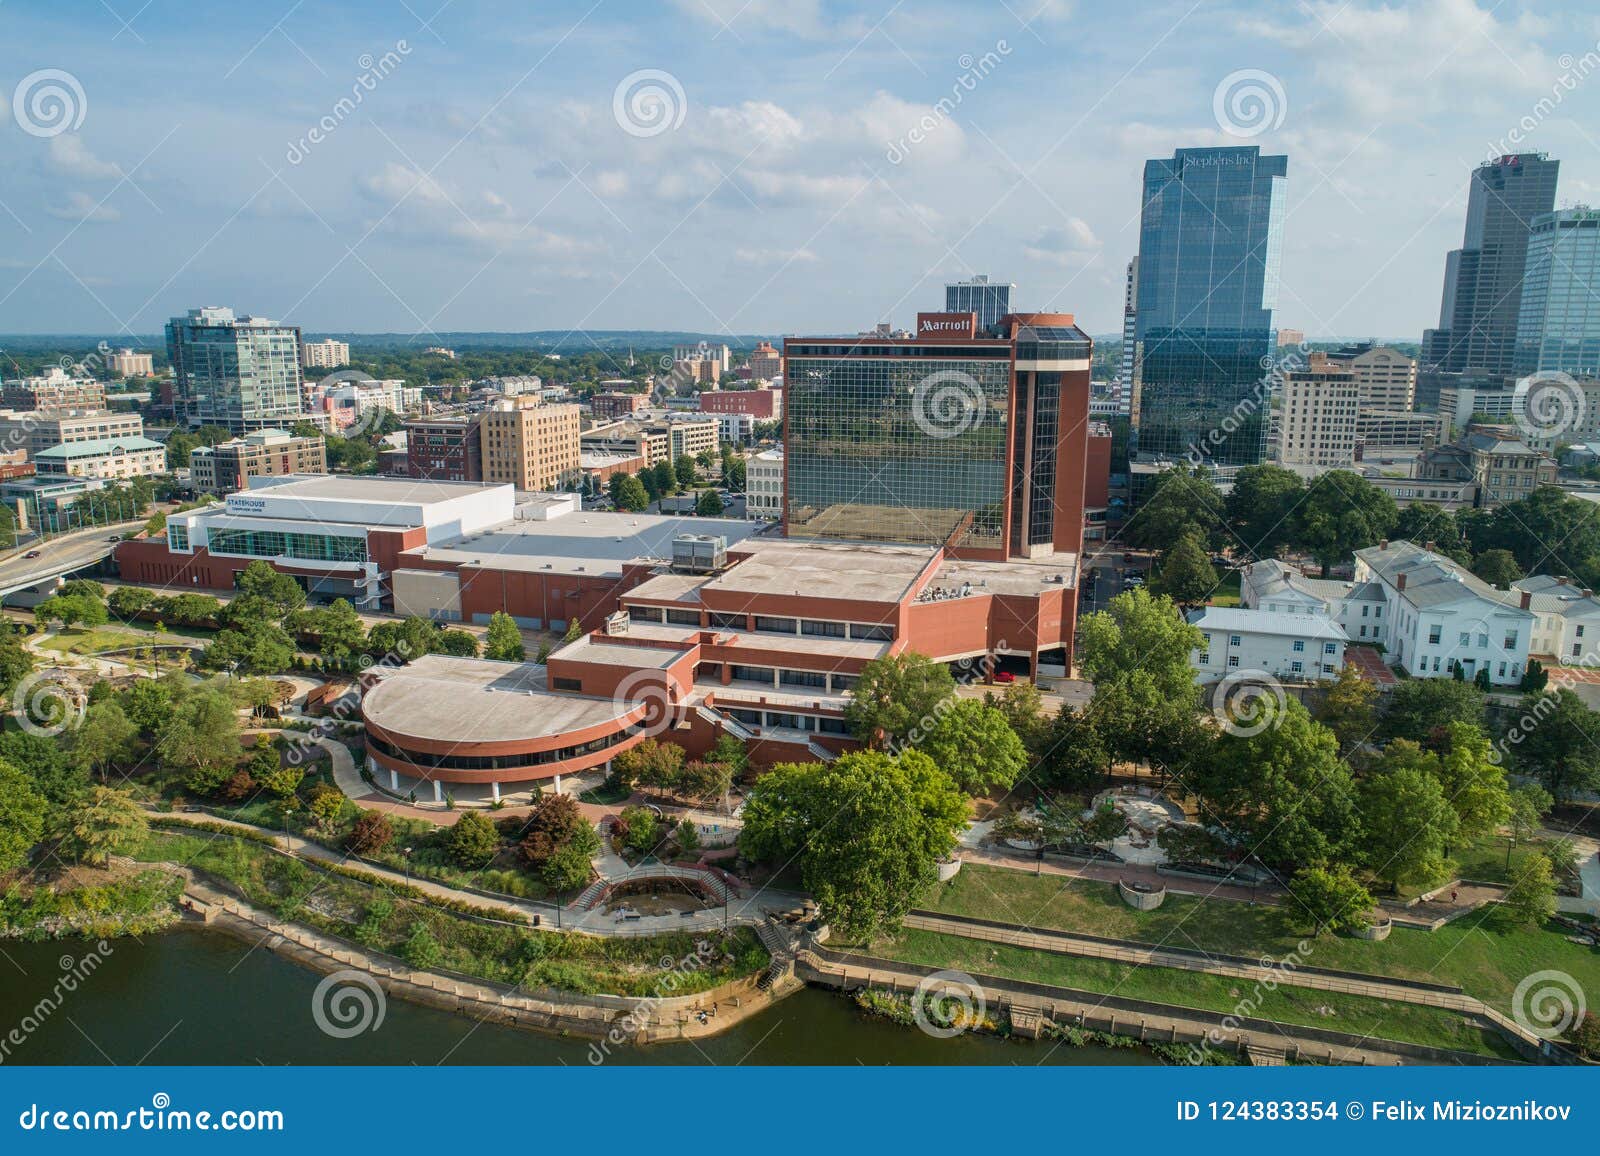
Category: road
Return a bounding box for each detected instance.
[0,521,144,597]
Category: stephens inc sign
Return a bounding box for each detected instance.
[916,312,977,339]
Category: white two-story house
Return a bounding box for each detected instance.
[1352,541,1535,686]
[1187,606,1348,684]
[1240,558,1389,646]
[1511,575,1600,665]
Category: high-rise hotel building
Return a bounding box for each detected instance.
[782,310,1091,561]
[1129,146,1287,469]
[166,307,305,432]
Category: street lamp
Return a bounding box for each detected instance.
[403,845,413,886]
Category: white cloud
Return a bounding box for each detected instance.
[669,0,859,39]
[743,170,870,204]
[734,246,820,264]
[45,192,120,222]
[1024,219,1102,265]
[46,135,121,179]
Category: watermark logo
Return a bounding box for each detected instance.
[911,969,986,1039]
[612,668,678,739]
[318,369,391,439]
[613,69,687,138]
[1512,370,1585,442]
[884,40,1011,164]
[911,369,985,440]
[12,670,86,738]
[12,69,87,138]
[311,969,386,1038]
[1512,969,1586,1040]
[285,41,411,165]
[1210,669,1286,738]
[1185,942,1314,1063]
[0,942,113,1065]
[1212,69,1287,138]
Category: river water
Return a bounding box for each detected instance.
[0,931,1156,1066]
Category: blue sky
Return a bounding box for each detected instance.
[3,0,1600,341]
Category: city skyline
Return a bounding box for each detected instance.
[4,1,1600,341]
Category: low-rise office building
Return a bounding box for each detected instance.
[107,349,155,377]
[590,391,650,420]
[747,447,783,519]
[189,428,327,494]
[2,369,106,411]
[480,395,582,491]
[0,409,144,458]
[34,435,166,481]
[405,414,484,482]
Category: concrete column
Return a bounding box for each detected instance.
[432,779,443,803]
[389,769,399,791]
[491,781,501,801]
[553,774,563,795]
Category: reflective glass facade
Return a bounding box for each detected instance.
[945,279,1013,332]
[784,341,1014,551]
[1131,147,1286,466]
[208,527,368,564]
[1514,208,1600,378]
[166,308,305,432]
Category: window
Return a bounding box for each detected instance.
[709,612,746,630]
[1292,640,1305,652]
[1498,662,1507,678]
[730,665,774,684]
[1198,653,1211,666]
[779,670,827,689]
[1578,625,1587,639]
[1503,631,1518,650]
[665,608,701,627]
[167,524,189,551]
[1428,626,1441,644]
[1291,661,1303,673]
[628,606,665,623]
[1323,642,1336,654]
[1201,633,1212,647]
[1458,632,1469,646]
[1229,635,1242,646]
[801,620,847,638]
[1374,607,1382,618]
[1478,633,1488,649]
[755,616,797,634]
[1360,625,1368,637]
[850,623,893,641]
[1227,656,1239,667]
[551,677,582,692]
[830,673,859,692]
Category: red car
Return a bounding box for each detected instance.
[993,670,1016,683]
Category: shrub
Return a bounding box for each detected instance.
[347,811,394,856]
[444,811,501,867]
[614,806,661,856]
[402,923,442,969]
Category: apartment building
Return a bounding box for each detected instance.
[480,395,582,491]
[1,368,106,411]
[301,339,351,369]
[107,349,155,377]
[189,428,328,494]
[34,436,167,481]
[1277,364,1359,469]
[405,414,484,482]
[0,409,144,458]
[1324,345,1417,410]
[1187,606,1347,683]
[591,391,650,421]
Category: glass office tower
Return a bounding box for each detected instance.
[1514,206,1600,378]
[945,276,1014,333]
[166,306,305,433]
[1130,146,1287,466]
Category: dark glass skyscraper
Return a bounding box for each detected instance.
[1129,146,1287,467]
[945,276,1013,332]
[1422,154,1559,380]
[1513,206,1600,378]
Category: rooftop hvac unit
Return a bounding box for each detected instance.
[672,533,727,574]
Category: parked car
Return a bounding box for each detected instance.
[992,670,1016,683]
[1122,573,1145,588]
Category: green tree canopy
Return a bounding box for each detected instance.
[844,652,958,750]
[1287,863,1374,936]
[0,759,48,872]
[1122,466,1224,551]
[1509,688,1600,802]
[56,786,148,866]
[1312,663,1378,754]
[1380,677,1485,743]
[739,749,967,939]
[1360,745,1460,889]
[915,698,1026,795]
[483,612,526,662]
[1291,470,1397,576]
[1470,549,1523,588]
[1224,464,1303,559]
[1148,531,1218,608]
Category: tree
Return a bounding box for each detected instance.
[444,811,501,867]
[314,599,367,666]
[107,586,154,620]
[0,759,47,872]
[483,612,525,662]
[70,701,139,781]
[611,737,684,791]
[678,758,735,802]
[1123,466,1224,551]
[56,787,147,866]
[1470,548,1523,588]
[1193,699,1359,870]
[739,749,968,939]
[1224,464,1302,559]
[434,629,479,658]
[562,617,583,644]
[650,460,677,497]
[347,811,394,855]
[0,625,34,706]
[1380,677,1485,743]
[1147,531,1217,608]
[1511,688,1600,802]
[34,593,108,631]
[156,689,241,780]
[844,652,957,750]
[1571,1011,1600,1059]
[1312,664,1378,754]
[1079,588,1205,774]
[916,698,1025,795]
[706,733,749,779]
[1034,705,1111,789]
[610,473,650,512]
[1501,853,1556,926]
[57,579,106,602]
[674,454,698,488]
[257,764,304,799]
[1507,783,1552,849]
[1360,749,1459,889]
[1,730,87,807]
[205,622,295,675]
[695,488,725,517]
[1288,864,1374,936]
[1393,503,1469,562]
[367,616,439,662]
[235,560,306,617]
[541,842,594,892]
[1520,658,1548,692]
[1290,470,1397,576]
[614,805,662,855]
[518,794,599,867]
[983,680,1049,755]
[1430,722,1511,843]
[402,923,443,968]
[1472,487,1600,582]
[121,677,180,735]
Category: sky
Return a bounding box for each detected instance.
[3,0,1600,343]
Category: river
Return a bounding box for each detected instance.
[0,931,1156,1065]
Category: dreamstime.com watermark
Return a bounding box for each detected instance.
[1485,40,1600,161]
[885,40,1011,165]
[1512,969,1587,1040]
[884,641,1011,759]
[311,969,387,1039]
[285,41,411,164]
[912,968,987,1038]
[1212,69,1287,138]
[0,943,113,1065]
[16,1094,284,1133]
[1184,942,1314,1063]
[587,938,722,1063]
[1185,341,1310,467]
[11,68,86,137]
[613,69,687,138]
[1209,669,1289,738]
[1512,370,1586,444]
[911,369,986,440]
[10,669,87,739]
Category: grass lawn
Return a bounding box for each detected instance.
[37,625,207,657]
[1209,570,1243,607]
[856,928,1520,1060]
[923,863,1600,1020]
[129,828,765,996]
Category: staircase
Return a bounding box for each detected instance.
[755,917,796,990]
[1007,1001,1044,1039]
[697,704,755,741]
[570,877,609,910]
[570,864,734,911]
[1246,1045,1287,1066]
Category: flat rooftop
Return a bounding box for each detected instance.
[933,553,1079,597]
[361,654,634,743]
[699,538,933,603]
[414,511,766,577]
[554,636,685,669]
[245,474,505,504]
